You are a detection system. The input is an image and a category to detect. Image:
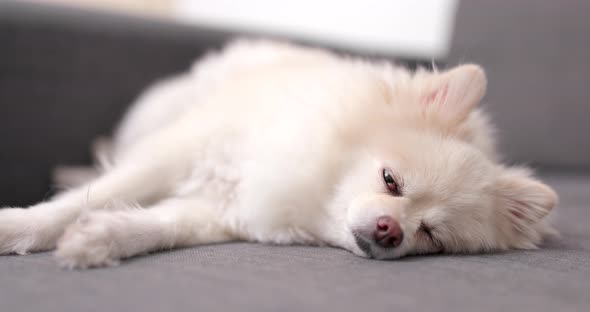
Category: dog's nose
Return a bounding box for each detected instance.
[374,216,404,248]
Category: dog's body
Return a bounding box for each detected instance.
[0,40,557,268]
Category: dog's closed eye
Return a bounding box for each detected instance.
[418,221,443,251]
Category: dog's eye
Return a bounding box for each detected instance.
[382,168,400,196]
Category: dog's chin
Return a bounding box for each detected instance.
[351,230,404,260]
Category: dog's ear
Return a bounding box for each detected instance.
[495,168,557,228]
[420,64,487,126]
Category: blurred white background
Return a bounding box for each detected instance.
[31,0,458,59]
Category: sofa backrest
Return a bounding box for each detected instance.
[449,0,590,170]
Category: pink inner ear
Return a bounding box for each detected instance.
[507,198,537,223]
[510,209,526,219]
[420,84,449,119]
[422,84,449,107]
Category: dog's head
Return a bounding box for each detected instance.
[330,64,557,259]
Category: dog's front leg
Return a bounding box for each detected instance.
[55,197,234,269]
[0,156,190,255]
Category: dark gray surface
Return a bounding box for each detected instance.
[450,0,590,169]
[1,174,589,312]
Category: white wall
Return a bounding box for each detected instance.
[175,0,458,59]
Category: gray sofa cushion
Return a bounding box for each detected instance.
[0,1,229,207]
[1,174,589,311]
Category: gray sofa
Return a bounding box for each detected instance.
[1,1,589,311]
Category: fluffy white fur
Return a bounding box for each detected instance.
[0,40,557,268]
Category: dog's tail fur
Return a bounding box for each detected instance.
[52,137,114,189]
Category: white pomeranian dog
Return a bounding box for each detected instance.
[0,40,557,268]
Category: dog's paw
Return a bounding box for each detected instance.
[0,205,67,255]
[0,208,40,255]
[55,212,122,269]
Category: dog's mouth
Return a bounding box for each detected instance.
[352,230,404,260]
[352,231,376,258]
